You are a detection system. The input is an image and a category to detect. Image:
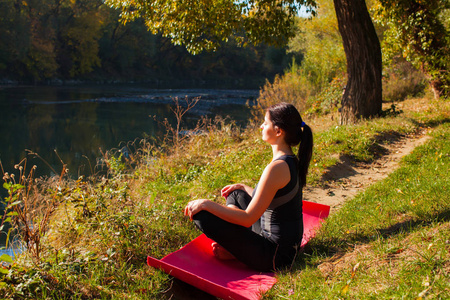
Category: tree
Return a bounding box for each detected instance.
[0,0,106,81]
[54,0,105,77]
[375,0,450,99]
[2,0,59,81]
[0,0,30,75]
[106,0,383,123]
[288,0,346,90]
[105,0,317,54]
[333,0,382,124]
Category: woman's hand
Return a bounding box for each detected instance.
[221,184,244,198]
[184,199,208,220]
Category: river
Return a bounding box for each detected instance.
[0,84,258,178]
[0,84,259,257]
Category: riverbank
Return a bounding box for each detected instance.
[0,96,449,299]
[0,76,267,90]
[0,85,258,180]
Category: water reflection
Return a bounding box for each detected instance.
[0,85,257,178]
[0,85,258,257]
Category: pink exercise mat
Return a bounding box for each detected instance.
[147,200,330,300]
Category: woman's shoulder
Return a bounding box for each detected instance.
[262,159,291,189]
[273,155,297,165]
[267,158,290,175]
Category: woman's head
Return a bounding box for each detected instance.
[266,102,303,146]
[266,102,313,187]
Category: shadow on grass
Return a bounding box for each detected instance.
[408,117,450,129]
[296,208,450,270]
[319,131,408,184]
[162,278,217,300]
[319,117,450,184]
[377,209,450,238]
[321,155,359,182]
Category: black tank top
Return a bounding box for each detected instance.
[252,155,303,246]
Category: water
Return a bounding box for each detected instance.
[0,243,23,261]
[0,84,259,257]
[0,85,258,178]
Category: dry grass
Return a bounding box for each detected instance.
[315,222,450,297]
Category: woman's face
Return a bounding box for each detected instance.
[260,112,278,143]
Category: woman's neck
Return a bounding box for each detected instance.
[271,144,294,160]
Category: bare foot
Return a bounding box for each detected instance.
[211,242,236,260]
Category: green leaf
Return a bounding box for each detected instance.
[0,254,13,263]
[0,268,8,274]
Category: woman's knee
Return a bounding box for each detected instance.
[226,190,251,209]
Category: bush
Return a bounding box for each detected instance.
[255,60,345,119]
[306,75,345,115]
[383,59,427,102]
[257,61,314,113]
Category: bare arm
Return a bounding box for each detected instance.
[220,183,254,198]
[184,160,290,227]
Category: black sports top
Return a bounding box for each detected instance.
[252,155,303,246]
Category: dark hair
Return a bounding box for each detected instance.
[267,102,313,187]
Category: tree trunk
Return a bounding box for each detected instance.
[333,0,382,124]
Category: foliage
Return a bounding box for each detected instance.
[0,0,105,81]
[57,1,105,77]
[306,76,344,115]
[256,0,346,118]
[256,63,344,120]
[288,0,346,90]
[374,0,450,99]
[151,96,202,154]
[0,0,292,83]
[0,160,68,263]
[257,61,316,115]
[382,59,428,102]
[105,0,317,54]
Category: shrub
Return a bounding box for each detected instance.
[383,59,427,102]
[257,61,314,114]
[306,75,345,115]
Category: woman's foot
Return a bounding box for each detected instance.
[211,242,236,260]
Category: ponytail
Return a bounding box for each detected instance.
[267,102,313,188]
[297,123,313,188]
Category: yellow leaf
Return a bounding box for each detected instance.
[341,284,349,294]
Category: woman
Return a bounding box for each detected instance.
[184,102,313,272]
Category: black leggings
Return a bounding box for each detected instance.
[193,190,296,272]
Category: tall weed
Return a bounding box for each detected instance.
[0,158,68,263]
[383,59,428,102]
[151,96,201,155]
[257,61,314,114]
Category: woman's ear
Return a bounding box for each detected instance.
[275,127,284,137]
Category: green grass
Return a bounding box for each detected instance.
[0,97,449,299]
[266,122,450,299]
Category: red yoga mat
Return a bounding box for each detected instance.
[147,200,330,300]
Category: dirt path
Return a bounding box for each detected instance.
[303,129,431,213]
[163,128,433,300]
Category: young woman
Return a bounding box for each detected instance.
[184,102,313,272]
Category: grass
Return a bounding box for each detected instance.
[0,96,449,299]
[267,111,450,299]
